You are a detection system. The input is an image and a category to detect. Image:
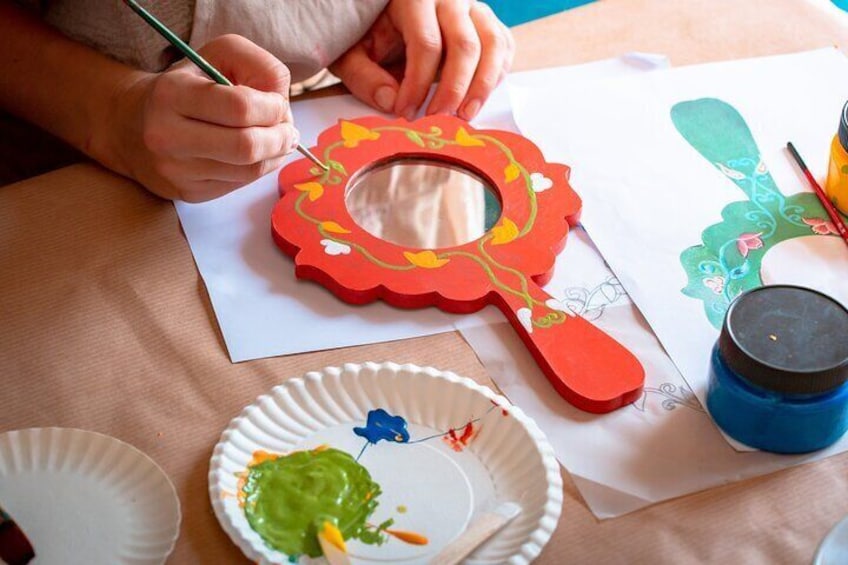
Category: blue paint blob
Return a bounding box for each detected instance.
[354,409,410,444]
[832,0,848,12]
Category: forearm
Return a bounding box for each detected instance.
[0,2,149,176]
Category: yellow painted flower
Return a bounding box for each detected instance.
[455,126,485,147]
[490,217,519,245]
[403,250,449,268]
[320,221,351,234]
[294,182,324,201]
[504,162,521,183]
[341,121,380,148]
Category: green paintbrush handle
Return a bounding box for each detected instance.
[123,0,328,171]
[123,0,232,86]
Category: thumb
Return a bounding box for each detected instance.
[331,44,400,114]
[196,34,291,95]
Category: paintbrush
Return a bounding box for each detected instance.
[122,0,329,172]
[786,142,848,247]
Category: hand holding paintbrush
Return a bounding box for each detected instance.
[0,1,314,202]
[123,0,327,174]
[109,1,325,202]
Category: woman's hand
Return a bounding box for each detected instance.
[1,5,298,202]
[113,35,298,202]
[330,0,514,122]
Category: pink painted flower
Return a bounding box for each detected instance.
[802,217,838,235]
[736,232,763,257]
[704,276,725,295]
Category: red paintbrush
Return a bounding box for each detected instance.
[786,141,848,247]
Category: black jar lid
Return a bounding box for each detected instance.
[839,101,848,153]
[719,285,848,395]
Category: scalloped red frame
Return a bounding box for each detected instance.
[273,115,643,413]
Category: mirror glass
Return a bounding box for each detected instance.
[345,158,502,248]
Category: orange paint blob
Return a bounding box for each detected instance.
[249,450,282,466]
[385,529,429,545]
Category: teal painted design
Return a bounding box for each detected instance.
[481,0,595,27]
[671,98,845,328]
[832,0,848,12]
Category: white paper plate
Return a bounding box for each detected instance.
[814,514,848,565]
[0,428,181,565]
[209,362,562,565]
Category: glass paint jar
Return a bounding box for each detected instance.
[825,101,848,215]
[707,285,848,453]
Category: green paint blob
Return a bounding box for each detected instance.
[241,447,384,558]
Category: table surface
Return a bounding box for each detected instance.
[3,0,848,563]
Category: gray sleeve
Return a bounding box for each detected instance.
[33,0,194,72]
[190,0,390,83]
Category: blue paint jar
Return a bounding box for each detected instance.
[707,285,848,453]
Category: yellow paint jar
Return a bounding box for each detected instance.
[825,101,848,215]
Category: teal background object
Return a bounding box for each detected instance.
[832,0,848,12]
[481,0,595,26]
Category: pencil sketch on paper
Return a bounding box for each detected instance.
[556,271,703,413]
[631,382,704,413]
[558,274,627,321]
[670,97,843,328]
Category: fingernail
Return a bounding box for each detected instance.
[374,86,396,113]
[461,99,482,121]
[401,106,417,121]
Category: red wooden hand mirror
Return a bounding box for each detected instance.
[272,115,644,413]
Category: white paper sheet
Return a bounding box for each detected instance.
[459,225,848,519]
[453,49,848,519]
[510,48,848,415]
[174,58,662,362]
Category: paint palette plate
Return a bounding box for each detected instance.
[0,427,181,564]
[814,513,848,565]
[208,362,562,564]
